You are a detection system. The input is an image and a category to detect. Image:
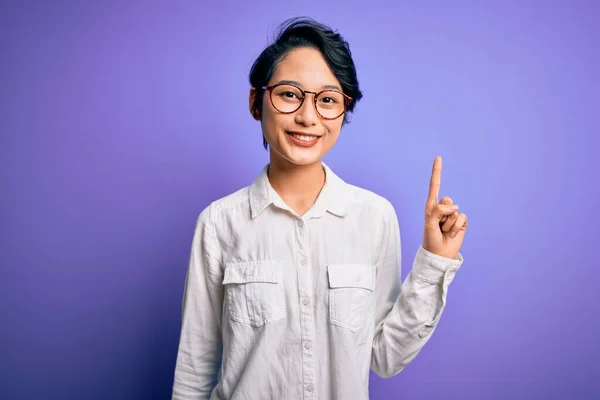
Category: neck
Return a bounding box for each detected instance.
[267,154,326,216]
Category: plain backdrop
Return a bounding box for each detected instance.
[1,1,599,399]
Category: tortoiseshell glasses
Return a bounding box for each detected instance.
[261,83,353,120]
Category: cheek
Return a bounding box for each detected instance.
[260,98,275,133]
[324,121,343,140]
[260,105,286,140]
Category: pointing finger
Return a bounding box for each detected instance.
[427,156,442,209]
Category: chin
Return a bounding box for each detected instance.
[283,151,323,166]
[271,147,325,168]
[288,157,323,167]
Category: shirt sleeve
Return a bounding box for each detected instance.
[370,200,463,378]
[172,204,224,399]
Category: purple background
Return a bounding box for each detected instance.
[1,1,599,399]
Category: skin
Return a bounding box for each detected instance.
[249,47,468,258]
[423,156,468,259]
[249,47,343,216]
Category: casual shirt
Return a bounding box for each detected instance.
[172,163,463,400]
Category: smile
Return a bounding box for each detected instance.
[287,131,321,147]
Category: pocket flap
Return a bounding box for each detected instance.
[223,260,282,284]
[327,264,375,291]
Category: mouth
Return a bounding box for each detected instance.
[286,131,321,147]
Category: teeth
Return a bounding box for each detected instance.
[292,134,318,142]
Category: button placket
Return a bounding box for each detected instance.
[295,217,316,398]
[297,219,307,267]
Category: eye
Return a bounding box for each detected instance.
[320,96,338,104]
[281,91,299,99]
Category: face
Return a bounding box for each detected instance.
[250,47,346,168]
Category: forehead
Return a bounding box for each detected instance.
[270,47,341,89]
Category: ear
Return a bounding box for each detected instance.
[249,87,261,121]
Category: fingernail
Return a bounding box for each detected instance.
[450,205,459,209]
[450,231,457,238]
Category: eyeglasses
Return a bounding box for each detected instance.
[261,83,352,120]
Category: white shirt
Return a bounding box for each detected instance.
[172,163,463,400]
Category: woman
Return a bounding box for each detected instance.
[172,17,468,400]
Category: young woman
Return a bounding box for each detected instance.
[172,17,468,400]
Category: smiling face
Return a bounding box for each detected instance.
[251,47,346,168]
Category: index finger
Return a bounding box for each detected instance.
[427,156,442,206]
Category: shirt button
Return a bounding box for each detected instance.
[300,258,307,266]
[306,384,314,392]
[296,220,304,228]
[304,341,312,350]
[302,298,310,306]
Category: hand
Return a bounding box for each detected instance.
[422,156,468,259]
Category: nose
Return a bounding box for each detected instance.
[295,92,318,126]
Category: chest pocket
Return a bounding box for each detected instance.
[222,260,285,327]
[328,264,376,333]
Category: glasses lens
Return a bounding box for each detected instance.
[270,85,304,113]
[316,90,346,119]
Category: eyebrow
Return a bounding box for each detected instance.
[275,79,342,92]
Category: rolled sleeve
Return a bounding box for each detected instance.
[371,201,464,378]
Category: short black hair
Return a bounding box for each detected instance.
[249,17,363,149]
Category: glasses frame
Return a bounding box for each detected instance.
[261,83,353,120]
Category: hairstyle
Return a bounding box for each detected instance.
[249,17,363,149]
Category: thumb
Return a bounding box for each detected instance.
[427,204,459,227]
[439,196,453,223]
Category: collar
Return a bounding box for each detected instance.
[248,162,348,219]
